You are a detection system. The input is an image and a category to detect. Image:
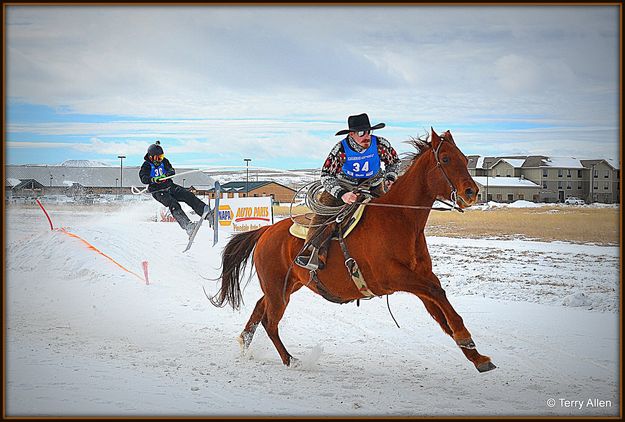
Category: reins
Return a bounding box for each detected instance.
[352,200,463,213]
[291,136,465,226]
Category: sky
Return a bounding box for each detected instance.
[4,5,621,170]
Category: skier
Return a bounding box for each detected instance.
[139,141,212,237]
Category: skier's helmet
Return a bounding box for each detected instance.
[147,142,163,157]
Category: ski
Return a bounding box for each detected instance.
[182,204,211,253]
[212,181,220,246]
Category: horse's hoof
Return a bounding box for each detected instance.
[288,357,302,368]
[477,361,497,372]
[457,338,476,349]
[237,334,246,352]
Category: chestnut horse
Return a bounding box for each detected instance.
[210,129,496,373]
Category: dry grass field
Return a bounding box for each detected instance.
[12,202,619,246]
[275,205,620,246]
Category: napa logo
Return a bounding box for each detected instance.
[218,205,233,226]
[234,206,271,223]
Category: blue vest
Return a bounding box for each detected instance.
[341,135,381,179]
[150,162,166,178]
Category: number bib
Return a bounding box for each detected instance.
[341,135,381,179]
[150,162,166,178]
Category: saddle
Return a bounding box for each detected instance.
[288,203,367,240]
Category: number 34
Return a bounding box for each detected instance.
[352,162,369,172]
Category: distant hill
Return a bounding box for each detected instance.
[58,160,110,167]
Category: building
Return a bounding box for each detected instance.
[472,176,541,203]
[467,156,620,203]
[5,165,215,200]
[205,181,297,204]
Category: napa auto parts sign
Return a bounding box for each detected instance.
[217,197,274,232]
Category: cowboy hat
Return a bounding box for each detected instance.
[335,113,386,136]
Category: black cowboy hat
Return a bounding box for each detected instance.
[335,113,386,136]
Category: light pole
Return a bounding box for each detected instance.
[183,178,186,188]
[591,164,595,203]
[117,155,126,196]
[49,175,53,187]
[115,178,118,189]
[485,163,489,204]
[244,158,252,197]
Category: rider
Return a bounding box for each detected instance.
[294,113,401,270]
[139,141,213,237]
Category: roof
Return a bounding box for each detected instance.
[207,180,296,193]
[473,176,540,188]
[4,165,215,188]
[542,157,585,169]
[6,178,21,187]
[13,179,46,190]
[501,158,525,168]
[466,154,617,171]
[580,159,618,171]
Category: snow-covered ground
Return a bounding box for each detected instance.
[5,201,620,417]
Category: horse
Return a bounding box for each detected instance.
[210,128,496,373]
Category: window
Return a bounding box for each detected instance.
[558,181,563,189]
[543,181,548,189]
[496,194,502,201]
[594,169,598,178]
[594,182,598,189]
[604,183,609,190]
[507,194,514,201]
[543,169,548,177]
[567,169,571,178]
[567,184,571,190]
[558,169,563,177]
[518,194,524,200]
[578,182,582,189]
[604,171,609,178]
[577,170,583,178]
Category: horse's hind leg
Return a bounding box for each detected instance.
[421,297,496,373]
[238,296,266,352]
[260,283,304,367]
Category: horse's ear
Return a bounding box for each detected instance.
[445,130,456,145]
[431,127,441,149]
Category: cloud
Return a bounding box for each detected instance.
[5,5,620,166]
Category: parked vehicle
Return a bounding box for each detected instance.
[564,197,585,205]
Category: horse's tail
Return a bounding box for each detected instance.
[209,226,270,310]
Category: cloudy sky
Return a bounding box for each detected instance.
[5,5,620,170]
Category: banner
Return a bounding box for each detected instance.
[216,197,274,232]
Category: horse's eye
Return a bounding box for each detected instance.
[442,156,450,164]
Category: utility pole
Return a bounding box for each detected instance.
[591,164,595,203]
[485,162,489,203]
[244,158,252,196]
[117,155,126,196]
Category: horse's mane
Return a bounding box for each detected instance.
[398,133,432,175]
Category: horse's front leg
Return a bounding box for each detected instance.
[420,297,496,372]
[393,267,496,372]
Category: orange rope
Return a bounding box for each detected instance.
[57,228,146,283]
[35,198,147,284]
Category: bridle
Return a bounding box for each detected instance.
[431,135,465,212]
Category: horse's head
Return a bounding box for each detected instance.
[428,128,479,209]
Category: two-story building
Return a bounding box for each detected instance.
[467,156,619,203]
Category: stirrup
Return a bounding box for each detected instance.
[295,248,320,270]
